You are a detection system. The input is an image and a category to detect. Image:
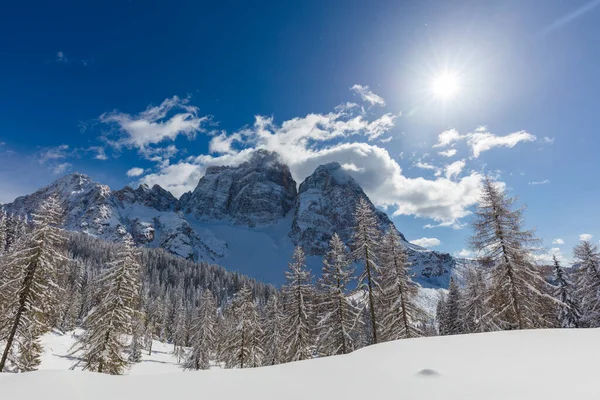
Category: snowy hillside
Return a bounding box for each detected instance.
[3,328,598,399]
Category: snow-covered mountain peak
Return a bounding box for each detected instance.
[182,149,297,227]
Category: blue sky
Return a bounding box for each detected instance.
[1,0,599,263]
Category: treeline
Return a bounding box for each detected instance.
[436,177,596,335]
[0,195,427,373]
[1,176,597,375]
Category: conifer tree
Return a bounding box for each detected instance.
[0,195,67,372]
[460,265,490,333]
[553,255,581,328]
[282,246,315,362]
[352,197,382,344]
[74,234,142,375]
[379,226,423,340]
[470,177,554,330]
[572,239,600,327]
[262,293,284,365]
[316,233,359,356]
[184,290,218,370]
[0,211,7,256]
[442,277,462,335]
[222,285,263,368]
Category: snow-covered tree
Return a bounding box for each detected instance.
[352,197,382,344]
[316,233,359,356]
[470,177,554,330]
[552,255,581,328]
[222,285,264,368]
[440,277,462,335]
[0,195,67,372]
[184,290,218,370]
[572,240,600,327]
[379,226,423,341]
[262,293,284,365]
[0,211,7,255]
[460,265,490,333]
[73,234,142,375]
[282,246,315,362]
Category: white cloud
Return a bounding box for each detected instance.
[455,249,473,258]
[52,162,72,175]
[445,159,466,180]
[126,167,145,177]
[432,128,536,158]
[379,136,393,143]
[580,233,593,242]
[529,179,550,185]
[552,238,565,245]
[350,84,386,106]
[414,161,438,171]
[56,51,67,62]
[133,96,487,226]
[38,144,69,163]
[139,162,206,198]
[89,146,108,160]
[438,148,457,158]
[100,96,209,150]
[432,129,462,148]
[410,237,441,248]
[209,132,242,154]
[543,136,555,144]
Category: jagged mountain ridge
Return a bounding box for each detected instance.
[1,150,456,287]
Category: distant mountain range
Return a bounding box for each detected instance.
[1,150,458,287]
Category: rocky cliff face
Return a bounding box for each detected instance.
[180,150,297,227]
[289,162,455,288]
[1,150,457,288]
[290,162,405,255]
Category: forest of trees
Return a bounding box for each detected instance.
[0,177,598,374]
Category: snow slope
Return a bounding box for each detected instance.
[3,328,599,399]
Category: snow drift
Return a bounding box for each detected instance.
[2,328,598,399]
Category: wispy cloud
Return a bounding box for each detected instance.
[53,51,93,66]
[126,167,145,177]
[552,238,565,245]
[433,127,536,158]
[51,162,72,175]
[529,179,550,185]
[438,148,457,158]
[543,136,555,144]
[350,84,386,107]
[539,0,600,36]
[100,96,210,165]
[580,233,593,242]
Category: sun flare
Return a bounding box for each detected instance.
[432,73,459,99]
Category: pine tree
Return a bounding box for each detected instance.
[379,226,423,341]
[460,265,490,333]
[435,293,448,335]
[73,234,142,375]
[0,211,7,256]
[470,177,554,330]
[282,246,315,362]
[552,255,581,328]
[222,285,263,368]
[316,233,359,356]
[184,290,218,370]
[352,197,382,344]
[262,293,284,365]
[442,277,462,335]
[572,240,600,327]
[0,195,67,372]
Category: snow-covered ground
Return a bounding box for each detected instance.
[2,328,599,399]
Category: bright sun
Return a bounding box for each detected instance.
[432,73,459,99]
